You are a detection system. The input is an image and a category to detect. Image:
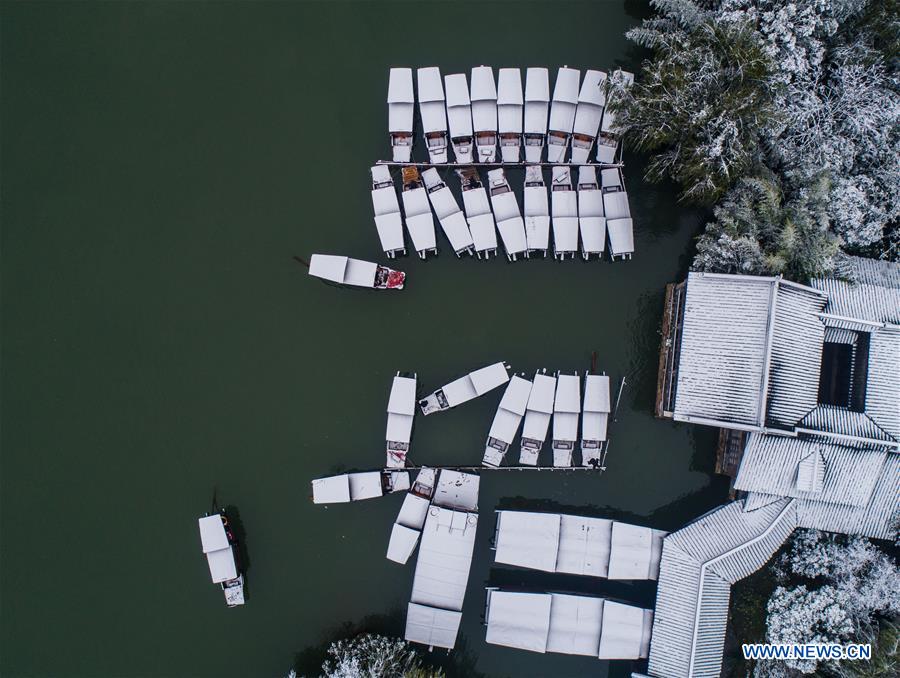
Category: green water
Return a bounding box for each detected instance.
[1,2,728,676]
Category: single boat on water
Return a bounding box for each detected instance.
[483,375,533,467]
[311,470,411,504]
[487,168,528,261]
[387,68,415,162]
[601,167,633,260]
[519,370,556,465]
[422,168,474,256]
[308,254,405,290]
[497,68,523,163]
[457,168,499,258]
[198,512,245,607]
[416,67,449,164]
[419,361,510,415]
[546,67,580,163]
[386,467,437,565]
[570,69,607,164]
[596,69,634,164]
[386,373,417,468]
[523,68,550,163]
[370,165,406,258]
[552,372,580,467]
[550,166,579,260]
[444,73,474,164]
[401,167,438,258]
[581,373,610,467]
[471,66,498,163]
[577,166,606,260]
[523,165,550,257]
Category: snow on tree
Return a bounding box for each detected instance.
[318,633,440,678]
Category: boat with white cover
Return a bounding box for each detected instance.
[422,168,474,256]
[484,589,653,660]
[401,167,438,258]
[370,165,405,258]
[198,512,245,607]
[419,361,510,415]
[546,67,580,163]
[492,510,667,580]
[601,167,633,260]
[386,373,417,468]
[551,372,579,466]
[444,73,474,163]
[577,166,605,259]
[416,67,449,164]
[483,375,533,467]
[487,168,527,260]
[570,69,607,163]
[470,66,498,163]
[523,166,550,256]
[519,370,556,465]
[311,470,410,504]
[497,68,523,163]
[596,69,634,164]
[550,166,579,259]
[386,467,437,565]
[581,373,610,467]
[387,68,414,162]
[308,254,405,290]
[523,68,550,163]
[456,168,498,258]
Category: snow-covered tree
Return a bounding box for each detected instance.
[318,633,441,678]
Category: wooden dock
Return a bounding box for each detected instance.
[715,428,747,498]
[655,281,686,418]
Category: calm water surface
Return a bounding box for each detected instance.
[1,2,728,676]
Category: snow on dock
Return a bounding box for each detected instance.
[483,375,534,467]
[487,168,528,260]
[601,166,633,260]
[546,67,580,163]
[497,68,523,163]
[445,73,474,164]
[570,70,607,164]
[523,166,550,256]
[401,167,438,258]
[551,373,580,467]
[519,371,556,465]
[370,165,406,258]
[386,373,417,468]
[388,68,415,162]
[308,254,405,290]
[471,66,498,163]
[523,68,550,163]
[550,167,579,260]
[422,168,474,256]
[577,166,605,259]
[419,362,510,415]
[417,67,449,164]
[581,373,610,467]
[457,168,499,258]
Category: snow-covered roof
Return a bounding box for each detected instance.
[349,472,383,501]
[577,69,607,107]
[198,515,229,553]
[497,68,523,105]
[205,547,237,583]
[554,374,580,412]
[556,514,613,577]
[405,603,463,650]
[470,66,497,101]
[552,67,580,104]
[433,470,480,511]
[527,373,556,413]
[308,254,377,288]
[607,522,654,579]
[388,67,414,103]
[583,375,610,412]
[498,376,533,415]
[396,493,430,530]
[546,593,605,657]
[525,67,550,101]
[387,523,420,564]
[485,590,552,653]
[311,474,351,504]
[387,375,416,414]
[416,67,444,102]
[494,510,561,572]
[444,73,470,106]
[596,601,653,659]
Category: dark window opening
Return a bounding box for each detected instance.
[850,333,870,412]
[818,342,853,407]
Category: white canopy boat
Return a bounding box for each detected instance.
[523,68,550,163]
[581,373,610,467]
[310,470,410,504]
[432,469,480,511]
[386,469,435,565]
[416,67,449,164]
[546,67,580,163]
[523,166,550,256]
[198,513,245,607]
[497,68,523,163]
[492,510,668,580]
[388,67,414,162]
[519,371,556,465]
[422,168,474,256]
[456,168,498,258]
[444,73,474,163]
[370,165,405,258]
[577,166,605,259]
[471,66,498,163]
[484,589,653,660]
[419,361,510,415]
[570,69,607,164]
[487,168,528,260]
[483,375,533,467]
[601,167,633,260]
[400,167,438,258]
[550,166,579,259]
[386,373,417,468]
[596,69,634,164]
[552,372,580,466]
[308,254,405,290]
